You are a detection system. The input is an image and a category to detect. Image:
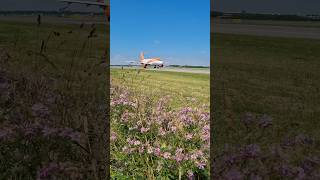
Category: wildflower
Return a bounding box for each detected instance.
[277,164,294,177]
[295,134,313,145]
[241,112,255,127]
[187,170,194,179]
[196,150,204,157]
[158,127,166,136]
[241,144,260,158]
[174,148,184,163]
[201,131,210,141]
[185,133,193,140]
[140,127,149,133]
[171,126,177,132]
[203,125,210,132]
[176,148,183,153]
[154,147,161,156]
[147,147,153,154]
[110,132,117,141]
[129,148,136,153]
[163,152,171,159]
[122,146,129,153]
[180,107,192,114]
[127,138,134,145]
[259,114,272,128]
[190,153,198,160]
[199,112,210,121]
[121,110,132,122]
[224,168,243,180]
[134,140,141,146]
[137,121,142,126]
[195,161,206,170]
[138,146,144,153]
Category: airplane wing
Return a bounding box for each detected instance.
[59,0,106,7]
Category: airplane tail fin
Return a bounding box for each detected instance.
[140,52,144,61]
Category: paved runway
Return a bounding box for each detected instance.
[111,66,210,74]
[0,16,107,25]
[212,20,320,40]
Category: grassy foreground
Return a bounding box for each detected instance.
[110,69,210,179]
[0,18,108,179]
[212,33,320,178]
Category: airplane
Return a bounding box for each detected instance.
[139,52,164,69]
[58,0,110,22]
[125,60,136,67]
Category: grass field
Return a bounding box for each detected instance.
[213,33,320,139]
[213,18,320,28]
[111,69,210,109]
[212,32,320,178]
[0,18,109,179]
[110,69,210,179]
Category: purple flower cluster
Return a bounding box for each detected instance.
[111,87,210,178]
[0,123,83,144]
[37,162,82,180]
[110,91,137,108]
[211,112,320,179]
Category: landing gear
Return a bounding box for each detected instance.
[154,66,157,68]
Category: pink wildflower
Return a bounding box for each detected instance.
[195,161,206,170]
[187,170,194,179]
[171,126,177,132]
[127,138,134,145]
[163,152,171,159]
[140,127,149,133]
[185,133,193,140]
[147,147,153,154]
[134,140,141,146]
[154,147,161,156]
[138,146,144,153]
[110,132,117,141]
[158,127,166,136]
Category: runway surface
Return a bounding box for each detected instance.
[0,15,107,25]
[212,20,320,40]
[111,66,210,74]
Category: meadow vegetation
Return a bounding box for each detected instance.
[110,69,210,179]
[0,18,108,179]
[212,33,320,178]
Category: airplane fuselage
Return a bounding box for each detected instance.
[141,59,164,68]
[139,52,164,68]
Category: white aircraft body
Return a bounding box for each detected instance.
[139,52,164,68]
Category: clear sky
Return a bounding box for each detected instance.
[110,0,210,66]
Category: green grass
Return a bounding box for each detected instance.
[0,18,109,178]
[213,19,320,28]
[212,33,320,147]
[111,69,210,109]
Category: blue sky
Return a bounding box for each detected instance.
[110,0,210,66]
